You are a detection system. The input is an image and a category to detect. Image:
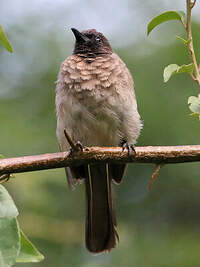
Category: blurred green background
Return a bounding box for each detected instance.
[1,0,200,266]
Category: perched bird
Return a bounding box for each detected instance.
[55,28,142,253]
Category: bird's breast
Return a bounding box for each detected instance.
[60,53,126,93]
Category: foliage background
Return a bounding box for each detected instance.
[1,0,200,266]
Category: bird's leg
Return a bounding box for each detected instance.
[120,139,136,156]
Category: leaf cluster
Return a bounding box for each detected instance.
[148,7,200,118]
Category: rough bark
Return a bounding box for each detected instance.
[0,145,200,175]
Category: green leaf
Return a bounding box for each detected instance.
[0,155,4,159]
[0,186,20,266]
[163,64,179,83]
[0,186,43,265]
[147,11,185,35]
[16,230,44,263]
[0,217,20,266]
[0,185,18,218]
[0,25,13,53]
[163,63,194,82]
[188,96,200,115]
[176,35,191,45]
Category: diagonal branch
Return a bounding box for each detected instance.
[0,145,200,176]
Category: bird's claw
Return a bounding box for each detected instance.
[68,141,85,156]
[75,141,84,152]
[121,140,136,156]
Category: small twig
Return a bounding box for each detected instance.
[148,164,163,190]
[64,129,77,151]
[190,73,197,81]
[181,20,187,31]
[64,129,84,153]
[190,0,196,8]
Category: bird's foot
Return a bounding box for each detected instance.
[74,141,84,152]
[68,141,85,156]
[121,139,136,156]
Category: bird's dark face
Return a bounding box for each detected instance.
[71,28,112,57]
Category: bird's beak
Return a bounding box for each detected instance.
[71,28,89,42]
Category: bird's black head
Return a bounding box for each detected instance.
[71,28,112,57]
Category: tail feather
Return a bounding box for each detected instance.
[109,164,127,184]
[85,164,118,253]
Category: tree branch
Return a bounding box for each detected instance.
[186,0,200,85]
[0,145,200,176]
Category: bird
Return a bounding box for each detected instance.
[55,28,142,253]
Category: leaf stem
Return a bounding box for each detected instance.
[186,0,200,86]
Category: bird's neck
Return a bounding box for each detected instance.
[74,51,112,59]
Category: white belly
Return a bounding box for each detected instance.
[56,89,123,149]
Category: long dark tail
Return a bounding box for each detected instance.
[85,164,119,253]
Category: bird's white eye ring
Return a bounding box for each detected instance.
[95,36,101,42]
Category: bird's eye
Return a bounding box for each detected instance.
[95,36,101,42]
